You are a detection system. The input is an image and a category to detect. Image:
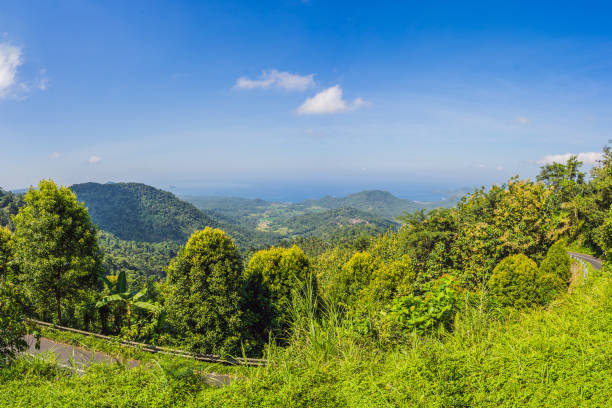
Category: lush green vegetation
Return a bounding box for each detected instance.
[70,182,270,249]
[183,189,464,232]
[1,270,609,407]
[0,143,611,406]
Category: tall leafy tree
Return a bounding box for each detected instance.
[244,246,313,338]
[0,227,13,277]
[13,180,102,324]
[165,227,245,354]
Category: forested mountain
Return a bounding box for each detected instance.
[70,182,223,243]
[70,182,271,249]
[301,189,462,219]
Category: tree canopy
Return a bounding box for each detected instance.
[12,180,102,324]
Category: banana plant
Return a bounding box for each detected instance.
[96,271,159,331]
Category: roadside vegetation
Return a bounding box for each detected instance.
[0,142,611,406]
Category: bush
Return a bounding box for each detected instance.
[488,254,540,308]
[386,276,457,336]
[539,241,571,283]
[244,245,314,339]
[538,241,571,304]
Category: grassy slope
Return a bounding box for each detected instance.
[2,272,610,407]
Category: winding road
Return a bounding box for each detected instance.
[24,335,237,386]
[568,251,603,270]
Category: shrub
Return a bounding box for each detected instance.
[538,241,571,304]
[244,246,314,339]
[387,276,457,336]
[539,241,571,282]
[329,251,378,308]
[488,254,540,308]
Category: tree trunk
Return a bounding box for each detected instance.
[126,304,131,331]
[56,293,61,325]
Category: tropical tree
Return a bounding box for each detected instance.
[96,270,158,331]
[165,227,246,354]
[13,180,102,324]
[0,280,30,365]
[0,227,13,277]
[244,245,313,338]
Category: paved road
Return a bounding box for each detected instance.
[24,335,138,372]
[568,252,603,270]
[24,335,237,386]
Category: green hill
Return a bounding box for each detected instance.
[70,182,271,249]
[302,189,462,219]
[184,189,464,230]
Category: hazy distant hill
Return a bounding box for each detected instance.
[302,190,436,219]
[183,188,464,231]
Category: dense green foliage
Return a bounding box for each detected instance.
[488,254,541,308]
[244,246,313,339]
[184,189,463,233]
[281,207,394,239]
[98,231,179,281]
[70,182,264,247]
[0,227,13,277]
[539,241,571,283]
[13,180,102,324]
[1,143,612,406]
[0,282,29,365]
[165,228,247,355]
[0,189,23,230]
[1,271,610,407]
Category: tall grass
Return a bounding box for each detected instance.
[1,272,610,407]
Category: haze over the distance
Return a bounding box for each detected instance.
[1,1,610,201]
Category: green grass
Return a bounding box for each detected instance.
[2,273,611,407]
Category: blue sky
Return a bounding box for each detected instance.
[0,1,611,200]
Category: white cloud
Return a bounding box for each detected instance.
[537,152,603,166]
[50,152,60,159]
[514,116,530,124]
[0,43,22,97]
[296,85,367,115]
[37,69,48,91]
[88,155,102,164]
[235,69,315,91]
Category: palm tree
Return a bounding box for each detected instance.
[96,271,159,331]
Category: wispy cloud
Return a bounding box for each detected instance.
[0,41,47,99]
[235,69,315,91]
[0,43,22,98]
[88,155,102,164]
[514,116,530,124]
[537,152,603,166]
[296,85,367,115]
